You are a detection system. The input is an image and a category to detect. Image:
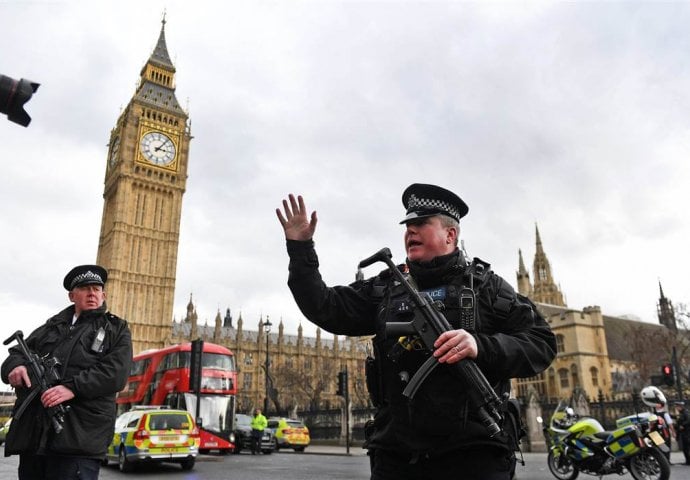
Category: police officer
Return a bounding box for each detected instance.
[276,184,556,480]
[250,408,268,454]
[675,401,690,465]
[1,265,132,480]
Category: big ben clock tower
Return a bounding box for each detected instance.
[98,17,191,354]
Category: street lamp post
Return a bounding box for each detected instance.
[263,317,272,414]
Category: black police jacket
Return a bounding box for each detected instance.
[286,240,556,455]
[1,303,132,457]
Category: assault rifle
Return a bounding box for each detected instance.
[3,330,69,433]
[358,247,505,437]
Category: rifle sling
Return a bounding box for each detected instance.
[12,386,40,421]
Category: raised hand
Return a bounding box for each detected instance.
[276,194,318,241]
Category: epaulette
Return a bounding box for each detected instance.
[367,264,406,299]
[106,312,128,327]
[467,257,491,284]
[375,263,406,280]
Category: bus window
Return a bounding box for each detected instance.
[158,352,189,371]
[203,353,235,371]
[130,358,150,376]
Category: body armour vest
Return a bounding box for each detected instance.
[365,252,517,454]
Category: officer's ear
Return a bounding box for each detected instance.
[446,225,458,245]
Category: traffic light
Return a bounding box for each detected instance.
[336,370,348,397]
[661,363,674,387]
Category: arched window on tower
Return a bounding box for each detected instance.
[558,368,569,389]
[570,364,579,388]
[590,367,599,387]
[556,334,565,354]
[548,368,556,396]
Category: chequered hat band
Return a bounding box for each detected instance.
[69,271,104,289]
[407,193,461,220]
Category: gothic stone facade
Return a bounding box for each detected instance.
[169,300,371,414]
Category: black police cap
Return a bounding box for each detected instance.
[63,264,108,290]
[400,183,469,224]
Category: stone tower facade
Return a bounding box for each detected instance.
[98,18,191,353]
[537,305,613,400]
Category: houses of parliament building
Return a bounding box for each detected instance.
[96,19,682,414]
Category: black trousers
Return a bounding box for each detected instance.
[370,446,515,480]
[680,434,690,464]
[18,454,101,480]
[250,429,263,453]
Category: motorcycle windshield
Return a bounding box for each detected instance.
[550,400,573,431]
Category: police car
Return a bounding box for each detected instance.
[267,417,310,452]
[105,406,198,472]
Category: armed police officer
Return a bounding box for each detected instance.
[1,265,132,480]
[276,184,556,480]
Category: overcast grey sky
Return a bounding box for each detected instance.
[1,1,688,372]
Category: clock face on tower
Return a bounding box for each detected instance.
[109,135,120,168]
[139,131,177,166]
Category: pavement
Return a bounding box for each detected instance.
[300,443,689,466]
[302,443,368,456]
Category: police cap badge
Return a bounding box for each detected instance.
[63,264,108,290]
[400,183,469,224]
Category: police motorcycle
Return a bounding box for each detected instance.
[537,400,670,480]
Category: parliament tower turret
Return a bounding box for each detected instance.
[657,280,677,332]
[517,225,566,307]
[516,249,532,297]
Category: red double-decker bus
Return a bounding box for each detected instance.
[117,342,237,453]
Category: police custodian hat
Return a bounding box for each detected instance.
[400,183,469,224]
[63,264,108,290]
